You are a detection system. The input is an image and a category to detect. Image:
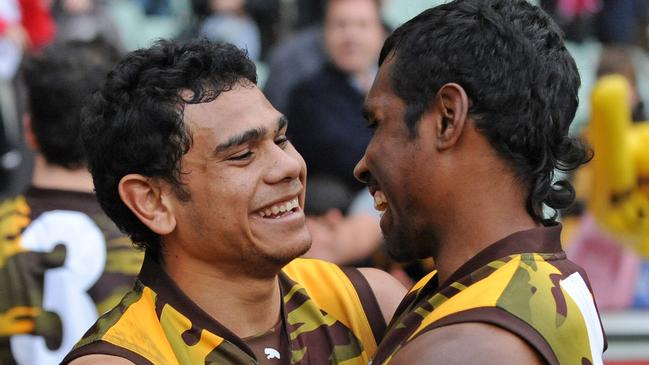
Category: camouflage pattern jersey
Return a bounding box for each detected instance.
[61,254,386,365]
[0,187,144,364]
[372,225,607,365]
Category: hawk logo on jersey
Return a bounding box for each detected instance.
[264,347,280,359]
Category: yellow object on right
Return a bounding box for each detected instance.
[589,75,649,257]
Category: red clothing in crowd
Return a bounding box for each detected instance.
[19,0,56,49]
[0,0,55,49]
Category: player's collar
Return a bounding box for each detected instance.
[137,253,259,360]
[439,224,563,292]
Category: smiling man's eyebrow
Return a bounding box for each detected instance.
[214,126,266,154]
[214,115,289,155]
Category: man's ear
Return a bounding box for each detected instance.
[430,83,469,150]
[22,114,38,150]
[118,174,177,235]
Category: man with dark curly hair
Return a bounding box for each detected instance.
[62,39,405,365]
[353,1,606,364]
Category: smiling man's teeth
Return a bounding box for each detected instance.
[259,198,299,218]
[373,191,388,212]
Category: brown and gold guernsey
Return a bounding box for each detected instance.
[372,225,606,365]
[0,187,144,365]
[61,255,386,365]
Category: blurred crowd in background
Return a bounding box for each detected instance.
[1,0,649,361]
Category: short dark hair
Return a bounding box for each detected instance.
[379,0,591,224]
[23,38,120,169]
[82,39,257,255]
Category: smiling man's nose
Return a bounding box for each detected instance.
[267,145,303,183]
[353,155,369,184]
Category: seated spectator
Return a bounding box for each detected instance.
[286,0,386,192]
[0,39,143,364]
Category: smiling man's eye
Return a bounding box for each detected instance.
[229,150,253,161]
[275,135,289,148]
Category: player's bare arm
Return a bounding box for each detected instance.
[69,354,136,365]
[389,322,543,365]
[358,267,407,323]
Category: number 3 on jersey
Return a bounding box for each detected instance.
[11,210,106,364]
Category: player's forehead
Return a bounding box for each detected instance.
[364,60,399,119]
[183,84,283,141]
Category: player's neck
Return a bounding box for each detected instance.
[163,252,281,338]
[433,178,537,286]
[31,154,94,192]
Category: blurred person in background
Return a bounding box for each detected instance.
[198,0,261,60]
[594,0,649,47]
[539,0,599,42]
[16,0,56,51]
[178,0,279,61]
[51,0,124,52]
[286,0,386,193]
[244,0,281,60]
[0,38,143,364]
[262,23,325,113]
[541,0,649,48]
[261,0,329,110]
[0,0,55,70]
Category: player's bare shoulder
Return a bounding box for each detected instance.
[69,354,136,365]
[357,267,407,323]
[389,322,543,365]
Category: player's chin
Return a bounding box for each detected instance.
[258,229,313,264]
[384,239,416,263]
[383,225,421,262]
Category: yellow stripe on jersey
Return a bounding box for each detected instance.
[282,258,378,357]
[102,287,185,364]
[159,303,224,364]
[408,271,436,295]
[408,255,520,341]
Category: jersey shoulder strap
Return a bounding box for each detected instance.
[282,258,383,356]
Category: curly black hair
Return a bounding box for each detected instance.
[82,39,257,255]
[23,38,121,169]
[379,0,591,224]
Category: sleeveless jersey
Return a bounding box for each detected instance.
[372,225,606,365]
[62,255,386,364]
[0,187,144,364]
